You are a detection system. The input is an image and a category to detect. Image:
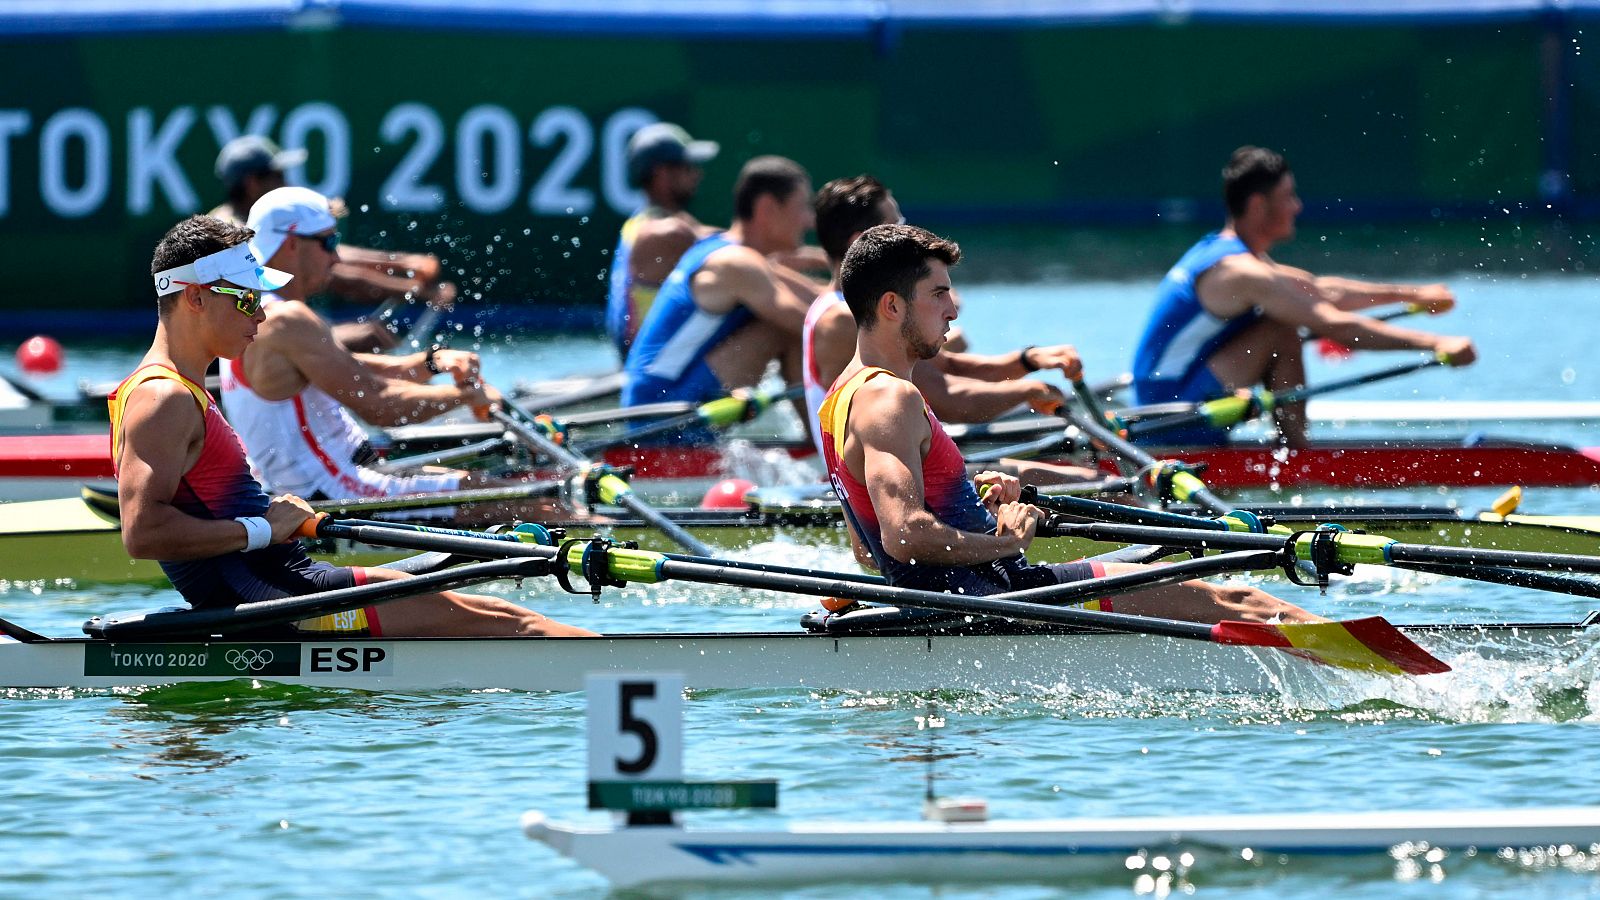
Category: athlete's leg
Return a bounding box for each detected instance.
[359,566,597,636]
[1093,561,1321,624]
[706,319,800,391]
[1206,317,1309,447]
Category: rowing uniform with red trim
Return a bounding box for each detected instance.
[109,363,378,629]
[801,288,844,458]
[219,294,461,504]
[818,366,1103,596]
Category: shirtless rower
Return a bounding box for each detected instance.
[114,214,589,636]
[220,186,563,523]
[622,155,822,415]
[804,176,1090,458]
[820,223,1316,624]
[211,135,458,352]
[1131,145,1476,447]
[606,123,720,360]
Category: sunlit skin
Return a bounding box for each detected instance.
[831,241,1319,626]
[1194,168,1476,448]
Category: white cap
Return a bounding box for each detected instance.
[247,186,340,261]
[152,242,292,297]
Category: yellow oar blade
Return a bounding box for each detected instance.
[1213,617,1451,676]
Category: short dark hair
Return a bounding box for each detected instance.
[839,224,961,329]
[814,175,893,263]
[1223,146,1291,219]
[733,155,809,221]
[150,215,255,314]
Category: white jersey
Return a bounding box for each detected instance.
[220,295,460,502]
[801,288,846,458]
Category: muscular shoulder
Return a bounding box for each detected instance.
[257,300,336,348]
[814,299,855,338]
[850,374,926,439]
[120,377,204,440]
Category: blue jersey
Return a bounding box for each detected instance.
[622,233,750,407]
[1131,232,1259,403]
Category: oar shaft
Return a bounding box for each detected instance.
[612,492,715,557]
[309,479,563,515]
[576,385,803,454]
[87,557,548,639]
[1065,407,1233,515]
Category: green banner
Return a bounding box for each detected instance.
[85,642,300,677]
[588,780,779,811]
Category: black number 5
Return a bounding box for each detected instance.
[617,681,657,774]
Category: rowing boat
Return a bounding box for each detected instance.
[2,614,1594,693]
[522,805,1600,889]
[8,429,1600,503]
[7,485,1600,585]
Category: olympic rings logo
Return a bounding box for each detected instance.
[225,648,275,671]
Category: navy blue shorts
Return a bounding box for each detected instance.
[906,558,1105,599]
[1132,366,1231,446]
[167,542,361,610]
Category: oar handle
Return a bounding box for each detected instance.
[298,512,330,539]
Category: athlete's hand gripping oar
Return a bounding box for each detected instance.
[490,401,716,557]
[574,385,803,455]
[1127,354,1452,442]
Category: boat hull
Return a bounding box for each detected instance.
[1,620,1592,693]
[522,806,1600,889]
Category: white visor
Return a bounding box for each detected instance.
[152,242,293,297]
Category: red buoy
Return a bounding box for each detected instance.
[699,477,756,510]
[16,335,63,375]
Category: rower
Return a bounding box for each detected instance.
[804,175,1098,485]
[210,135,458,353]
[622,156,823,425]
[606,123,721,361]
[1131,145,1476,448]
[115,215,590,636]
[219,187,563,523]
[822,223,1316,623]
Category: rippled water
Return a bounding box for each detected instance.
[5,274,1600,897]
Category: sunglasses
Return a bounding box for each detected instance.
[284,230,341,253]
[171,281,264,317]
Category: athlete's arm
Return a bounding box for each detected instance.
[1200,256,1476,363]
[912,366,1063,422]
[117,381,310,559]
[353,348,480,385]
[852,377,1036,566]
[932,344,1084,383]
[695,247,809,333]
[255,303,490,426]
[1271,262,1455,314]
[630,218,698,288]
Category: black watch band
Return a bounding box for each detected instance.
[1018,345,1039,372]
[424,344,442,375]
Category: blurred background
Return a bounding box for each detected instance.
[0,0,1595,338]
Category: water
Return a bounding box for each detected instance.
[6,273,1600,897]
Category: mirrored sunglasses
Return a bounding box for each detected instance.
[171,281,263,317]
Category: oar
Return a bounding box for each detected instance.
[574,385,802,454]
[87,556,550,640]
[490,399,716,557]
[78,479,567,520]
[1039,518,1600,579]
[1060,401,1235,515]
[293,516,1449,677]
[1127,355,1448,442]
[306,478,565,516]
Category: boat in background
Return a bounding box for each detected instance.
[523,805,1600,889]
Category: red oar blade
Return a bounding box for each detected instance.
[1212,617,1451,676]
